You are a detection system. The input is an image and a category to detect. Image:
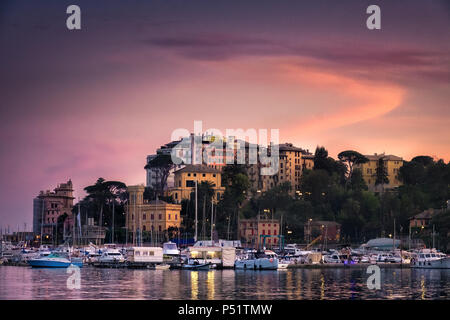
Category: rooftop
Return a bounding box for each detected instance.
[174,164,220,174]
[365,153,403,161]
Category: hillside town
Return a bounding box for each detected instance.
[1,133,449,267]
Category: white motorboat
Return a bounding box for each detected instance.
[182,259,211,270]
[154,263,171,270]
[411,249,450,269]
[235,250,278,270]
[163,242,180,255]
[98,248,126,264]
[277,260,290,269]
[28,253,83,268]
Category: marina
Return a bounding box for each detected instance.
[0,265,448,300]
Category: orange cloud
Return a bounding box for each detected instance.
[277,59,406,135]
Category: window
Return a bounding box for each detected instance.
[151,214,154,220]
[175,214,178,221]
[186,180,195,187]
[178,181,181,187]
[188,173,191,176]
[213,174,216,177]
[143,214,146,220]
[143,225,146,231]
[159,214,162,220]
[268,230,271,235]
[262,230,265,235]
[168,214,171,220]
[158,225,162,231]
[274,229,277,235]
[175,193,178,199]
[202,173,206,177]
[193,173,197,177]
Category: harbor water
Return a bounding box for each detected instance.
[0,266,448,300]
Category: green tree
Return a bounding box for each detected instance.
[338,150,369,182]
[144,154,181,198]
[83,178,127,235]
[218,164,250,239]
[374,157,389,191]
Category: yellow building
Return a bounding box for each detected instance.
[238,216,280,248]
[355,153,403,191]
[126,185,182,235]
[301,154,315,171]
[169,165,225,204]
[247,143,314,196]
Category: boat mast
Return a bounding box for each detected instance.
[210,199,213,244]
[40,198,44,247]
[111,199,115,244]
[194,179,198,242]
[393,218,396,251]
[77,200,81,247]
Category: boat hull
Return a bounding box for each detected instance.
[28,260,83,268]
[235,258,278,270]
[182,263,210,270]
[411,257,450,269]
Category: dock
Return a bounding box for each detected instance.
[287,262,410,269]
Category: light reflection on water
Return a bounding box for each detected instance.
[0,266,448,300]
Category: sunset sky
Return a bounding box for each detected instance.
[0,0,449,229]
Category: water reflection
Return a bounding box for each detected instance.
[0,266,448,300]
[207,271,215,300]
[190,271,198,300]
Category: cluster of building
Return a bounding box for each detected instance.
[29,133,407,248]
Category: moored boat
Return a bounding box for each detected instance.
[411,249,449,269]
[154,263,171,270]
[98,248,126,264]
[182,259,211,270]
[235,250,278,270]
[28,253,83,268]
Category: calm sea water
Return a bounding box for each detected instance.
[0,266,448,300]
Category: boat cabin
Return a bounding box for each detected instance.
[126,247,163,263]
[187,246,235,268]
